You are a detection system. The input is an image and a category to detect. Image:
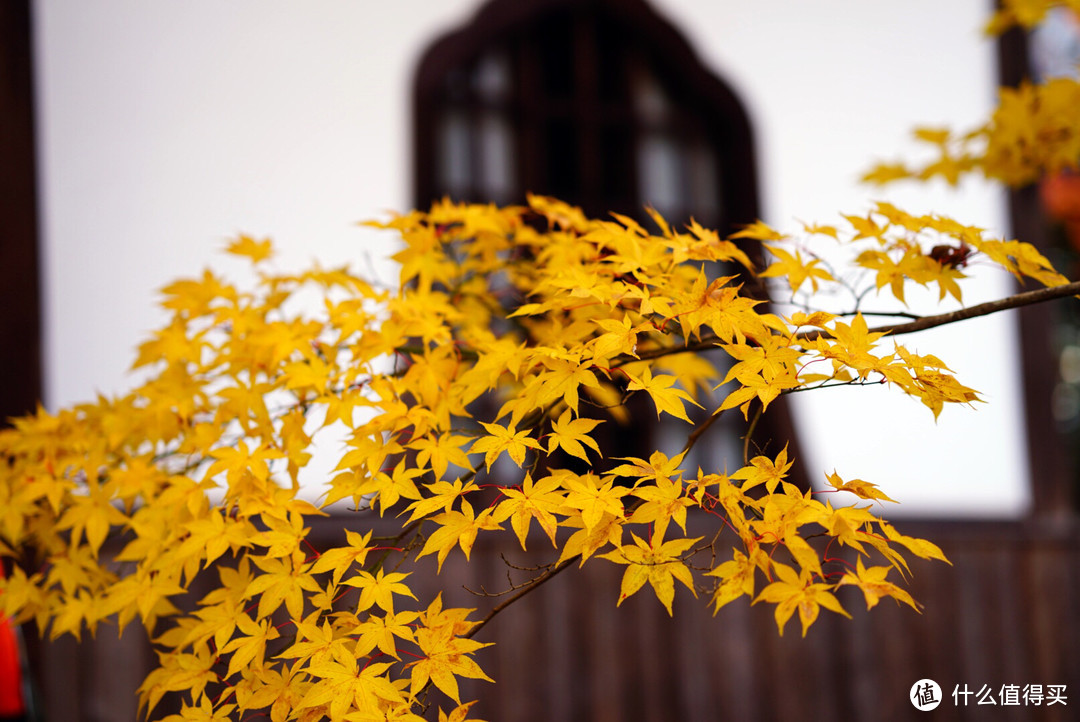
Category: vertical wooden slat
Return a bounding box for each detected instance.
[34,633,83,722]
[843,602,880,720]
[536,555,573,722]
[585,559,622,722]
[990,548,1032,722]
[718,600,761,720]
[674,596,718,721]
[624,591,651,719]
[84,629,151,722]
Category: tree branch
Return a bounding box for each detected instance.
[630,280,1080,356]
[860,280,1080,338]
[681,410,723,456]
[465,556,577,639]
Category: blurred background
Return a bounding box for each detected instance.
[2,0,1078,719]
[21,0,1033,516]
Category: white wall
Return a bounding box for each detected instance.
[32,0,1028,516]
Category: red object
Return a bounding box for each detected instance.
[0,567,26,717]
[1040,170,1080,251]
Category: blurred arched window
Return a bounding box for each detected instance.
[412,0,803,480]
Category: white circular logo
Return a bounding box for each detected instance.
[911,679,942,711]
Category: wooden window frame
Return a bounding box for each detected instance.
[997,21,1077,516]
[413,0,761,231]
[412,0,805,484]
[0,0,42,425]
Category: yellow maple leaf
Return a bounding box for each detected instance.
[225,234,274,264]
[729,219,786,242]
[469,421,542,472]
[55,483,128,558]
[409,606,493,704]
[341,568,417,614]
[308,529,374,585]
[608,449,686,486]
[404,479,480,524]
[205,440,284,488]
[759,244,836,295]
[705,548,763,614]
[880,521,951,565]
[411,432,474,481]
[439,700,487,722]
[353,609,418,660]
[628,474,693,540]
[297,658,402,720]
[822,504,880,554]
[491,473,564,549]
[590,316,643,361]
[730,445,794,494]
[545,409,603,462]
[599,533,701,616]
[220,613,279,679]
[824,470,898,504]
[838,557,922,612]
[861,161,912,185]
[843,213,889,242]
[814,313,890,378]
[245,551,320,619]
[625,367,699,422]
[753,562,850,636]
[418,501,502,572]
[531,357,603,415]
[276,615,345,668]
[175,508,255,568]
[556,511,624,566]
[561,473,630,533]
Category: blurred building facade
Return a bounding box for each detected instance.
[2,1,1078,720]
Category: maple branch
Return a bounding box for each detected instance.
[464,491,658,641]
[630,280,1080,356]
[627,340,723,364]
[742,402,763,466]
[681,409,723,456]
[466,556,577,640]
[463,556,557,597]
[780,377,885,395]
[837,309,923,320]
[795,280,1080,342]
[861,279,1080,338]
[367,519,423,575]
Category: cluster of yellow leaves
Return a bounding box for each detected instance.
[864,80,1080,189]
[0,193,1066,719]
[737,203,1067,415]
[748,202,1066,306]
[985,0,1080,34]
[865,5,1080,190]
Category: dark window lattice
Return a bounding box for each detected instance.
[412,0,802,480]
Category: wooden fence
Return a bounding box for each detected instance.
[22,515,1080,722]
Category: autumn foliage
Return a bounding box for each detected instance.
[2,3,1079,721]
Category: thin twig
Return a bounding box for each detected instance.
[835,309,923,320]
[742,402,763,466]
[465,557,577,639]
[682,409,723,456]
[629,280,1080,360]
[367,519,422,575]
[799,279,1080,341]
[498,553,555,573]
